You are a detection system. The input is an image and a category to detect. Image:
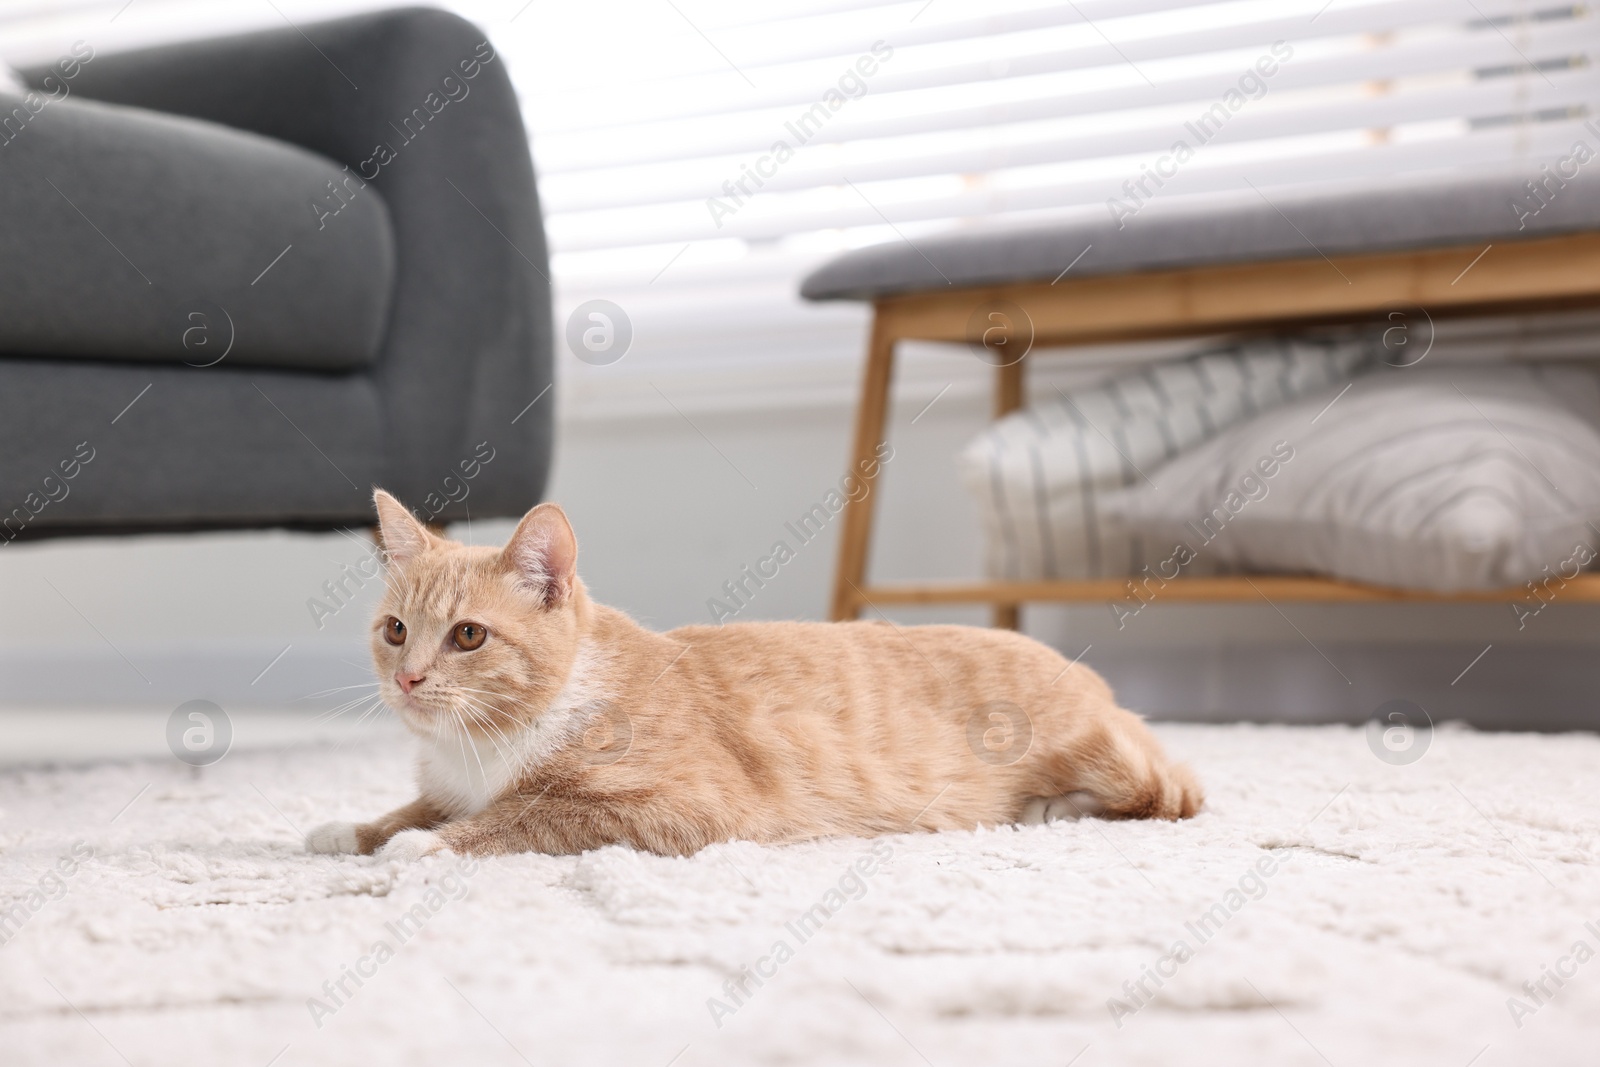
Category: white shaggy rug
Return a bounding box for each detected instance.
[2,722,1598,1067]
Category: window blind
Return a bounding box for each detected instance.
[517,0,1600,400]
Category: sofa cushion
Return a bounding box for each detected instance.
[0,91,394,371]
[801,170,1600,301]
[0,358,381,535]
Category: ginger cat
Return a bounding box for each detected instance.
[305,490,1201,860]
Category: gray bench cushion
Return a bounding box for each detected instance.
[0,91,394,371]
[801,170,1600,302]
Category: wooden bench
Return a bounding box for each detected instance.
[800,177,1600,626]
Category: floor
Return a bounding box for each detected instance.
[1,721,1597,1066]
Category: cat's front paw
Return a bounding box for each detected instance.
[305,821,361,854]
[379,828,448,862]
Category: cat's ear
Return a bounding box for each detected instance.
[373,489,435,568]
[501,502,578,606]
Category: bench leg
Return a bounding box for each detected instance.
[991,357,1026,630]
[831,312,897,622]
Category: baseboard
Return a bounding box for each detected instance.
[1093,642,1600,732]
[0,641,376,712]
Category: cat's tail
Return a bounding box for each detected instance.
[1042,707,1203,821]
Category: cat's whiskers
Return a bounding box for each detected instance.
[350,693,390,730]
[302,680,380,701]
[449,704,495,789]
[427,702,453,744]
[335,695,391,749]
[452,691,511,732]
[314,687,386,726]
[467,705,522,770]
[452,684,526,728]
[453,684,513,699]
[450,691,522,770]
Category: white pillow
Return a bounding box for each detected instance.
[1099,365,1600,592]
[957,334,1377,579]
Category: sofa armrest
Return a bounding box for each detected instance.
[55,7,553,518]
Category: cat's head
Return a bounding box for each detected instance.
[369,489,584,740]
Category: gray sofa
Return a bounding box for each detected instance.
[0,7,551,538]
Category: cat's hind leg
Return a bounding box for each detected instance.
[1018,792,1105,825]
[1027,707,1202,823]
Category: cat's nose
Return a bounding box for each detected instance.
[395,670,426,694]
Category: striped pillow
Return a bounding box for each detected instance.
[958,335,1377,580]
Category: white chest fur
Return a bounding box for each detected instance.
[415,642,607,817]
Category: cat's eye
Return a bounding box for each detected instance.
[384,616,406,646]
[453,621,487,651]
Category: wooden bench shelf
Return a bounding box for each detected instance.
[844,575,1600,611]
